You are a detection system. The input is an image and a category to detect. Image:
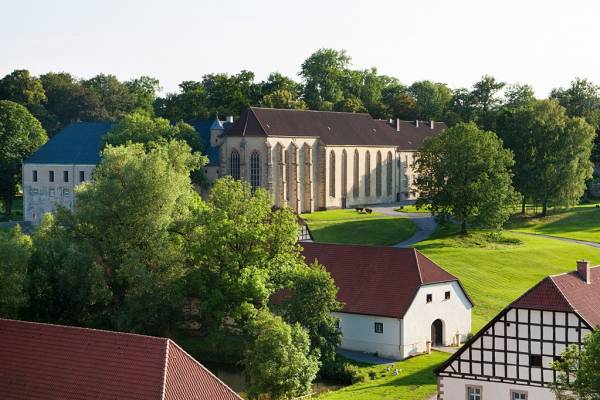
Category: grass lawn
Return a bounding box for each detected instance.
[395,204,431,214]
[415,224,600,331]
[0,196,23,222]
[301,209,416,246]
[317,352,449,400]
[507,204,600,243]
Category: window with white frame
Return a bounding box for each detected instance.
[511,390,527,400]
[374,322,383,334]
[466,385,482,400]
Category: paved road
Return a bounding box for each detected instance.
[372,204,438,248]
[510,230,600,249]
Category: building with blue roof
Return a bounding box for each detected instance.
[22,122,113,224]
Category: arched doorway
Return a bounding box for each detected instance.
[431,319,444,346]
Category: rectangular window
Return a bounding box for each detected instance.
[49,188,55,197]
[445,291,451,300]
[79,171,85,182]
[49,170,55,182]
[511,390,527,400]
[63,170,69,182]
[426,294,432,303]
[33,170,38,182]
[466,385,482,400]
[63,188,70,197]
[374,322,383,334]
[530,354,542,368]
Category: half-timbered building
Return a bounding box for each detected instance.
[436,260,600,400]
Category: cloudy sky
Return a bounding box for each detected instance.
[2,0,599,96]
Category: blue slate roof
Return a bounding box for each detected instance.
[25,122,113,165]
[188,118,226,166]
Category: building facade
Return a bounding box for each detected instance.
[436,261,600,400]
[301,243,473,359]
[215,107,445,212]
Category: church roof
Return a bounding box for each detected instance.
[0,318,242,400]
[225,107,445,150]
[25,122,113,165]
[300,242,471,318]
[210,117,224,130]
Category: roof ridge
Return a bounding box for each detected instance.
[250,106,371,116]
[302,241,415,251]
[413,248,424,285]
[0,318,165,342]
[167,340,243,399]
[249,107,269,136]
[161,338,170,400]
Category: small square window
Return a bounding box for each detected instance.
[466,386,481,400]
[511,390,527,400]
[49,170,55,182]
[33,170,38,182]
[374,322,383,334]
[79,171,85,182]
[426,294,432,303]
[445,291,451,300]
[63,171,69,182]
[530,354,542,368]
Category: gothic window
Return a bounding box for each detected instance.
[341,150,347,198]
[375,151,382,197]
[230,149,240,179]
[353,150,359,198]
[250,151,260,189]
[364,151,371,197]
[329,151,336,197]
[386,151,393,196]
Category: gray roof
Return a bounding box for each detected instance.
[188,118,229,166]
[25,122,113,165]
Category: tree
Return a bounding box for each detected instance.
[409,80,453,121]
[552,329,600,400]
[498,100,594,215]
[382,81,416,120]
[0,70,46,107]
[0,226,31,318]
[245,310,320,400]
[275,262,342,363]
[155,80,210,121]
[0,100,47,216]
[503,83,536,108]
[202,71,261,116]
[125,76,161,116]
[300,48,351,110]
[260,72,302,98]
[82,74,137,119]
[414,122,519,234]
[261,89,307,110]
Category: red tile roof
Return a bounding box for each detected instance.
[225,107,445,149]
[511,266,600,328]
[0,319,242,400]
[300,243,470,318]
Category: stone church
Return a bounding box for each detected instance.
[208,107,446,212]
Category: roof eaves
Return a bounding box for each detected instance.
[161,339,170,400]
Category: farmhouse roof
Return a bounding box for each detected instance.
[300,242,471,318]
[25,122,113,165]
[225,107,445,149]
[0,318,242,400]
[511,266,600,328]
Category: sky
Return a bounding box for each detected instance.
[2,0,600,97]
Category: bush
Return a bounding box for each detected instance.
[320,356,365,384]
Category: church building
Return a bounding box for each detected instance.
[212,107,445,212]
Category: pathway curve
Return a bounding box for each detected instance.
[371,204,438,248]
[510,230,600,249]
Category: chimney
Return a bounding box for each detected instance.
[226,116,234,123]
[415,120,419,128]
[396,118,400,132]
[430,120,435,129]
[577,260,591,284]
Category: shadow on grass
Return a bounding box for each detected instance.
[310,218,416,246]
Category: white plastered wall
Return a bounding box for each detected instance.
[333,312,403,359]
[439,376,555,400]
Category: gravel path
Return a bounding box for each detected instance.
[371,204,438,248]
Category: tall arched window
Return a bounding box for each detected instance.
[364,151,371,197]
[329,151,336,197]
[376,151,382,197]
[386,151,393,196]
[230,149,240,179]
[341,150,347,199]
[250,151,260,189]
[353,150,359,198]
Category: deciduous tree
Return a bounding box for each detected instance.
[0,226,31,318]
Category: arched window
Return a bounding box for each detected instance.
[250,151,260,189]
[341,150,347,198]
[364,151,371,197]
[353,150,359,198]
[329,151,336,197]
[230,149,240,179]
[376,151,382,197]
[386,151,393,196]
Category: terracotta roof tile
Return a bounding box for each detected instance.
[0,319,242,400]
[301,243,464,318]
[225,107,445,149]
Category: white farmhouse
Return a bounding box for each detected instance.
[437,261,600,400]
[301,242,473,359]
